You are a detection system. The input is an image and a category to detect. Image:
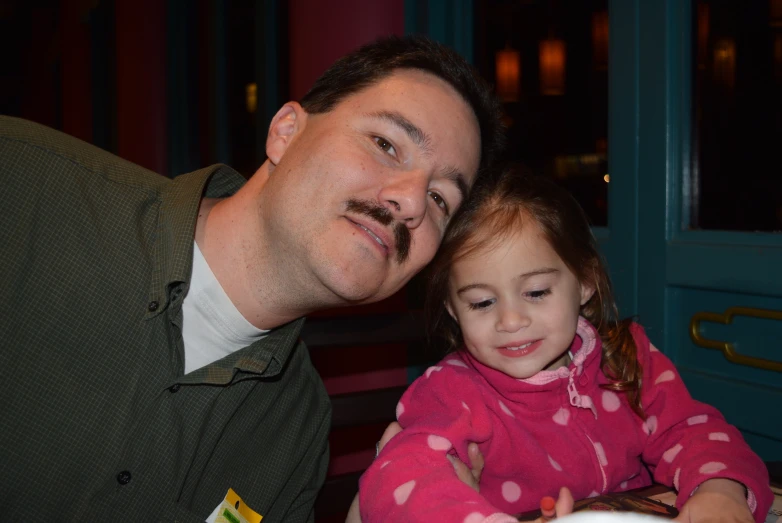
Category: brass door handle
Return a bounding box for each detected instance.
[690,307,782,372]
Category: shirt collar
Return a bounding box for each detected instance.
[178,317,307,385]
[146,164,246,321]
[141,165,307,383]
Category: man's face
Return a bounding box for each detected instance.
[262,69,482,306]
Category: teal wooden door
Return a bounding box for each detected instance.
[606,0,782,461]
[415,0,781,459]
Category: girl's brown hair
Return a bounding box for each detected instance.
[426,166,644,418]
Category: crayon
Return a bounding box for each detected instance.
[540,496,556,521]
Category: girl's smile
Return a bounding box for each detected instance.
[497,339,542,358]
[446,219,594,379]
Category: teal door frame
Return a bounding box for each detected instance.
[582,0,679,335]
[611,0,782,458]
[627,0,782,353]
[604,0,642,322]
[405,0,474,63]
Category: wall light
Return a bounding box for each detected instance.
[496,46,521,102]
[592,11,608,71]
[539,38,566,96]
[246,83,257,114]
[713,39,736,89]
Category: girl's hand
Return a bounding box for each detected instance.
[346,422,406,523]
[346,422,486,523]
[446,441,485,493]
[534,487,574,522]
[674,478,754,523]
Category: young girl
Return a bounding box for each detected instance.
[359,168,772,523]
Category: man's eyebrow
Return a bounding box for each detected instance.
[456,268,559,295]
[367,110,433,157]
[367,110,469,207]
[440,166,469,208]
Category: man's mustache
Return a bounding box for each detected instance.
[345,199,410,264]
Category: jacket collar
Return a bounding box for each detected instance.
[460,317,603,410]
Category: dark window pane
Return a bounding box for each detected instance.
[690,0,782,232]
[225,0,260,178]
[474,0,609,226]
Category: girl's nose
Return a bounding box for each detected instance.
[495,306,531,333]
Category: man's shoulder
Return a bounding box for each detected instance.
[1,116,167,190]
[292,336,332,404]
[259,331,332,415]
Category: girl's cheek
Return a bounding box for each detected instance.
[463,317,487,336]
[484,316,499,335]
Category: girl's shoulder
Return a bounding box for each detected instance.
[625,321,673,370]
[436,353,475,372]
[399,355,492,429]
[406,354,485,396]
[627,321,652,352]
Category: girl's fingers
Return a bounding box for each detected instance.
[555,486,574,517]
[534,488,573,522]
[446,454,480,493]
[378,421,402,449]
[467,442,485,483]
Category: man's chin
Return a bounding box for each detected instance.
[317,261,412,307]
[331,276,414,308]
[322,276,388,307]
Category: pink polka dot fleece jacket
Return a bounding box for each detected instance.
[359,317,772,523]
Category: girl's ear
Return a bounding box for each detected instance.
[266,102,307,165]
[445,301,458,323]
[580,282,596,306]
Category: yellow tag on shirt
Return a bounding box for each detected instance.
[210,488,263,523]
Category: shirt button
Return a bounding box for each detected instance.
[148,301,159,312]
[169,384,181,393]
[116,470,132,485]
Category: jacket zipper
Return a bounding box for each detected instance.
[584,433,607,494]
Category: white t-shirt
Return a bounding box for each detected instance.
[181,242,268,374]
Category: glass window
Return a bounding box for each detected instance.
[690,0,782,232]
[224,0,261,178]
[474,0,609,226]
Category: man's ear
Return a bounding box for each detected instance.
[266,102,307,165]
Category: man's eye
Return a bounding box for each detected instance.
[373,136,396,157]
[428,190,449,215]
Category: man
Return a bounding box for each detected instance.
[0,35,503,521]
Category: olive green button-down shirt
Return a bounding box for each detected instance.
[0,116,331,522]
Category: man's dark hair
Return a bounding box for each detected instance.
[300,34,505,173]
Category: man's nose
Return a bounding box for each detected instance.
[379,170,429,228]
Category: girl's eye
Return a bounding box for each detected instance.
[373,136,397,157]
[468,299,495,311]
[428,190,450,216]
[525,289,551,301]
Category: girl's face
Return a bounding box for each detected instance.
[446,220,594,379]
